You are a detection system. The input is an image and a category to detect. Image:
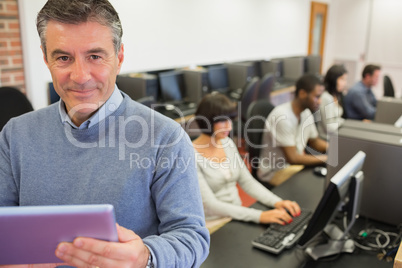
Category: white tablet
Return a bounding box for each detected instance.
[0,204,118,265]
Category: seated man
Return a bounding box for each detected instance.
[344,64,381,120]
[257,74,328,186]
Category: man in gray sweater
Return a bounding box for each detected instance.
[0,0,209,267]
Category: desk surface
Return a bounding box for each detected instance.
[201,168,394,268]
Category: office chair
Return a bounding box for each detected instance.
[244,99,275,181]
[0,87,34,131]
[257,73,275,100]
[239,77,260,122]
[48,82,60,104]
[383,75,395,97]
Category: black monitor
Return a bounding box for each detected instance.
[158,70,186,102]
[297,151,366,260]
[207,65,229,93]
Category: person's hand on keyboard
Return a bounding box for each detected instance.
[259,209,294,225]
[274,200,301,218]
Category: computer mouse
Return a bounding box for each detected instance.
[165,104,175,111]
[313,166,327,177]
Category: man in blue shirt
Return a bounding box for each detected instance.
[344,64,381,120]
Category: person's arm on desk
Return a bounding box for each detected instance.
[307,137,328,153]
[234,149,301,224]
[282,146,327,166]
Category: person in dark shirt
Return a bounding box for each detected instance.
[344,64,381,120]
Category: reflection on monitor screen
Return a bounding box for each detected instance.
[297,151,366,260]
[158,71,185,102]
[208,65,229,92]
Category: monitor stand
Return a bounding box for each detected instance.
[305,224,355,260]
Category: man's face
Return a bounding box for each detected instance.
[367,70,380,87]
[43,20,124,123]
[303,84,324,113]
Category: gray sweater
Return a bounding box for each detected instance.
[0,92,209,267]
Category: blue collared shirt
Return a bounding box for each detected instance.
[344,81,377,120]
[59,85,123,129]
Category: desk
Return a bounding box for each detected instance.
[270,85,295,106]
[201,168,395,268]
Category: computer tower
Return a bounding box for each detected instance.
[226,62,256,91]
[282,56,306,81]
[374,97,402,125]
[326,127,402,225]
[182,68,209,104]
[260,60,283,79]
[305,55,321,76]
[116,73,158,102]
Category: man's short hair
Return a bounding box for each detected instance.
[295,74,323,97]
[195,93,237,136]
[36,0,123,60]
[362,64,381,79]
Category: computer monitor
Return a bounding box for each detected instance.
[374,97,402,125]
[297,151,366,260]
[158,70,186,103]
[282,56,306,81]
[207,65,229,93]
[261,59,283,79]
[182,69,209,104]
[116,73,158,102]
[226,62,256,91]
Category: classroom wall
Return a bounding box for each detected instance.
[19,0,402,110]
[325,0,402,98]
[19,0,312,110]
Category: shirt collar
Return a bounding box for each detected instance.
[59,85,123,129]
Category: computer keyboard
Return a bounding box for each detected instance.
[252,209,313,254]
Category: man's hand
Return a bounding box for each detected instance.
[55,224,150,268]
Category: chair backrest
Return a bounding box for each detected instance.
[257,73,275,100]
[244,99,275,178]
[48,82,60,104]
[240,77,260,121]
[383,75,395,97]
[0,87,34,131]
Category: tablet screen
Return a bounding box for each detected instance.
[0,204,118,265]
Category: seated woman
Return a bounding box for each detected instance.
[193,93,301,225]
[317,64,348,139]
